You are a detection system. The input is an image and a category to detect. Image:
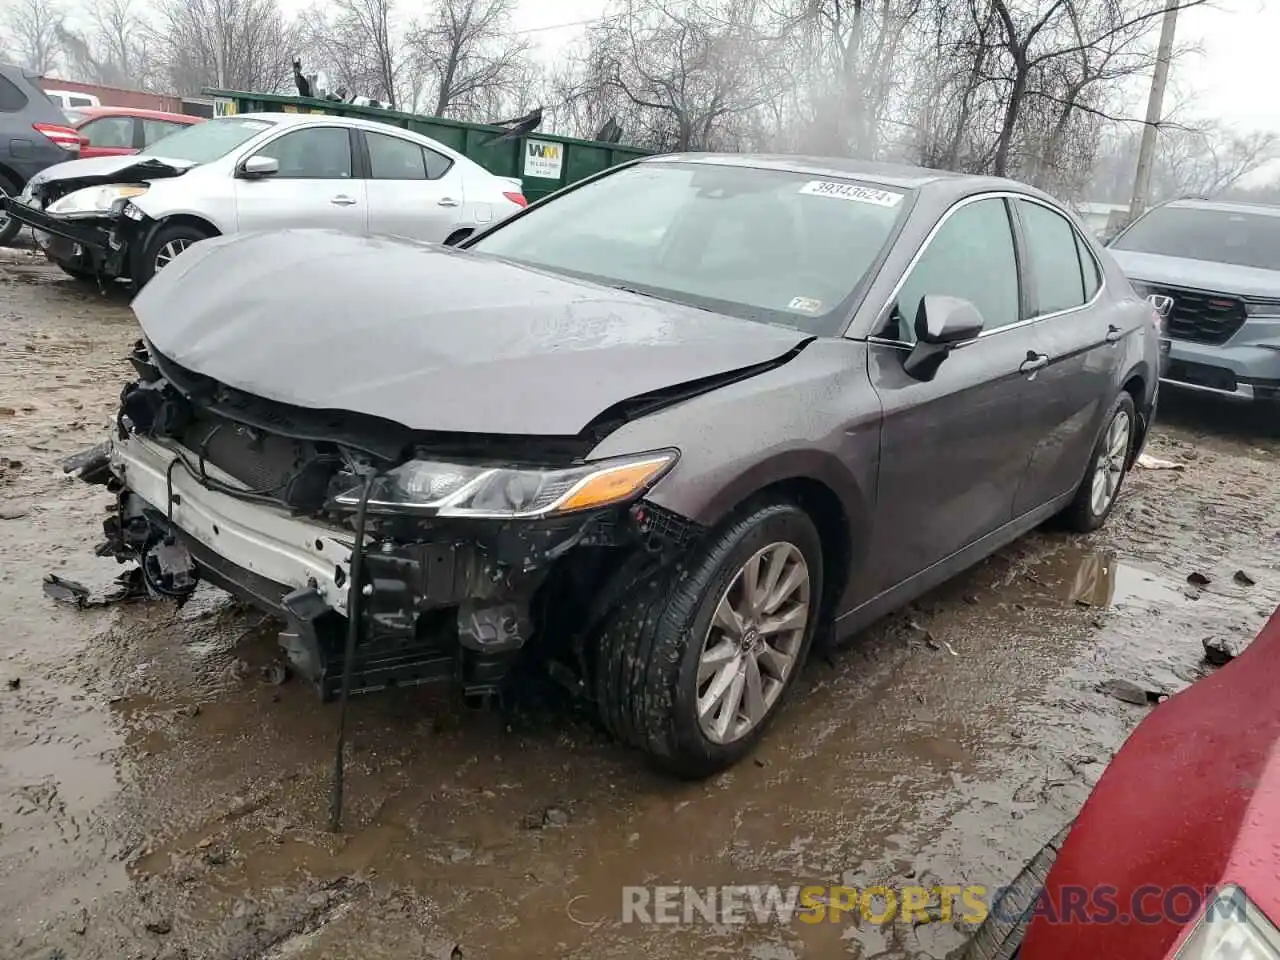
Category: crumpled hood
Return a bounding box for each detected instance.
[27,153,194,190]
[131,229,812,436]
[1110,248,1280,300]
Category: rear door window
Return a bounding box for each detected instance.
[142,119,187,147]
[1016,199,1088,315]
[366,131,427,180]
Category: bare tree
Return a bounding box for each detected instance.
[56,0,155,88]
[153,0,296,95]
[5,0,64,75]
[984,0,1209,177]
[579,0,789,152]
[407,0,529,120]
[788,0,928,158]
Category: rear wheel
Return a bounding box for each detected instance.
[594,500,824,778]
[135,221,214,287]
[0,173,24,247]
[1062,392,1136,533]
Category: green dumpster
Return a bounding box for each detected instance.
[202,88,652,203]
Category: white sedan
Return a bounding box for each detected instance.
[4,112,529,286]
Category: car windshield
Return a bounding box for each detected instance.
[467,161,911,333]
[138,116,274,164]
[1111,205,1280,272]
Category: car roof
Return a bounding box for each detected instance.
[75,106,200,124]
[646,152,1032,194]
[229,111,472,158]
[233,111,437,136]
[1160,198,1280,218]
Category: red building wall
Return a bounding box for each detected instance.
[38,78,183,113]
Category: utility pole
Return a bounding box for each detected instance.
[1128,0,1179,222]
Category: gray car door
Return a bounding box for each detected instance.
[1010,198,1122,516]
[861,196,1044,598]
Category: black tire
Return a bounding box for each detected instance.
[959,825,1070,960]
[135,221,214,287]
[594,500,824,778]
[0,172,24,247]
[1061,391,1137,533]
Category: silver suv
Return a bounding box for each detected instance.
[1108,199,1280,405]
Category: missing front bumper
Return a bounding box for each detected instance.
[104,434,550,700]
[1,197,133,277]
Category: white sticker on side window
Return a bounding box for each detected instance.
[799,180,903,207]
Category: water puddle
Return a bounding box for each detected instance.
[1008,545,1189,610]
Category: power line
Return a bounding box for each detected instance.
[512,16,605,35]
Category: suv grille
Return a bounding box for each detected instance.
[1148,285,1247,346]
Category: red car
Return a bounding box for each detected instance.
[966,604,1280,959]
[72,107,203,160]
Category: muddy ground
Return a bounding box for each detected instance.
[0,246,1277,960]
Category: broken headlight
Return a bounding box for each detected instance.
[332,451,678,518]
[47,184,148,219]
[1175,886,1280,959]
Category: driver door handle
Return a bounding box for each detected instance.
[1105,324,1123,343]
[330,195,357,206]
[1020,352,1049,375]
[438,197,460,207]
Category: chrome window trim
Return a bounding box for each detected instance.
[870,190,1109,347]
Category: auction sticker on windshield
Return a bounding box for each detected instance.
[799,181,903,207]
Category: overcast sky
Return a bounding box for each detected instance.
[511,0,1279,135]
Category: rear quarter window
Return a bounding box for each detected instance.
[0,75,30,113]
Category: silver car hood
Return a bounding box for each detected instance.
[1109,249,1280,299]
[131,229,813,437]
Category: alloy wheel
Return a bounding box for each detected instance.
[696,541,811,745]
[154,238,192,272]
[1090,409,1132,517]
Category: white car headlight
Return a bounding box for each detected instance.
[46,184,148,219]
[1176,886,1280,959]
[332,451,678,518]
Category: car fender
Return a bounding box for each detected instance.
[130,174,233,235]
[587,337,879,606]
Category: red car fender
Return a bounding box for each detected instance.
[1022,605,1280,959]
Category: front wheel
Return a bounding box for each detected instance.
[1061,392,1136,533]
[135,221,214,287]
[594,500,824,778]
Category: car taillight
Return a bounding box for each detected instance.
[503,191,528,208]
[33,123,81,152]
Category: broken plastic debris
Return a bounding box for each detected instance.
[43,568,147,608]
[1097,678,1165,705]
[1136,454,1184,471]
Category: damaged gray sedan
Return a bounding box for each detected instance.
[71,155,1161,776]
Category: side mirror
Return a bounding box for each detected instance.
[238,155,279,179]
[903,295,985,382]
